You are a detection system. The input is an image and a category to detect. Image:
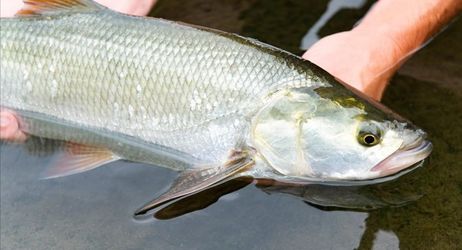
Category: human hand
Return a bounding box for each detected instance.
[303,29,400,101]
[0,0,156,142]
[0,109,27,142]
[90,0,156,16]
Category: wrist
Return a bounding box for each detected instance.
[353,0,462,65]
[347,28,402,98]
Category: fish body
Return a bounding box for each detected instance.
[0,0,432,213]
[0,3,322,167]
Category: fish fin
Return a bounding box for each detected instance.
[134,150,255,216]
[16,0,105,16]
[42,142,120,179]
[153,178,252,220]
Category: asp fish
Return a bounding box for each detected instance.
[0,0,432,214]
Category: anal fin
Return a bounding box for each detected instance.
[43,142,120,179]
[135,150,255,216]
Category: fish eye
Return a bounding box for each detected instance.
[357,122,382,146]
[359,133,379,146]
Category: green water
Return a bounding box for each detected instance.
[1,1,461,249]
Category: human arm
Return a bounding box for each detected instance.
[304,0,462,100]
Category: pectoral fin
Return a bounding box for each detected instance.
[42,142,120,179]
[135,152,254,216]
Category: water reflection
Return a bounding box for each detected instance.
[0,141,369,249]
[151,178,252,220]
[137,176,422,220]
[259,182,421,212]
[8,136,423,221]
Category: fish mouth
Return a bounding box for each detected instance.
[371,138,433,177]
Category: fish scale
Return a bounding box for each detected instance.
[0,9,318,163]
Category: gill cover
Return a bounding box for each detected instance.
[251,88,316,176]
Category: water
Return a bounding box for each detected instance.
[299,0,366,49]
[1,0,461,249]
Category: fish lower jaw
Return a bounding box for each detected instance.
[317,170,381,181]
[371,140,432,177]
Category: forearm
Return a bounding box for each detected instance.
[304,0,461,100]
[354,0,462,65]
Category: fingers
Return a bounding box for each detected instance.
[0,110,28,142]
[96,0,157,16]
[0,0,23,17]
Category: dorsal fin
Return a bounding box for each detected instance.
[16,0,104,16]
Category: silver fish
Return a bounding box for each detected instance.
[0,0,432,214]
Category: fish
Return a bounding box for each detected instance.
[0,0,432,215]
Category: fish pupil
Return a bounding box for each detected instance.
[364,135,376,145]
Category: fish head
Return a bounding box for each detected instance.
[251,86,432,182]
